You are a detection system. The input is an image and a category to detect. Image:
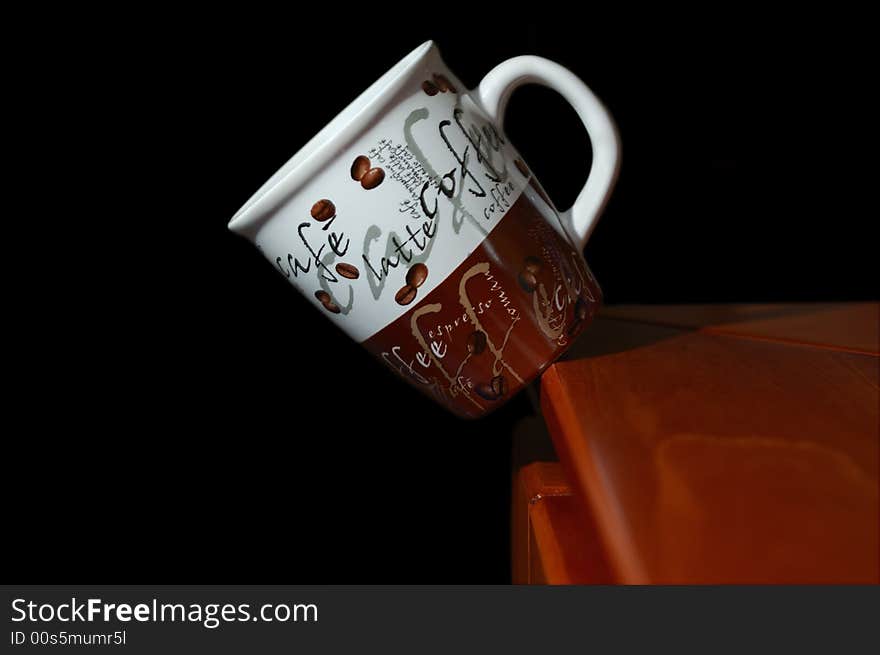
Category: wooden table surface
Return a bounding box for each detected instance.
[516,303,879,584]
[601,302,878,355]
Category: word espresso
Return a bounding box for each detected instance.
[386,261,525,414]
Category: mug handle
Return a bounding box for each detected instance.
[476,56,621,251]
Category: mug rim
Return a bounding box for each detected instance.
[227,40,435,236]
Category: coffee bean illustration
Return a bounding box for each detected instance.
[514,159,530,177]
[360,167,385,189]
[405,262,428,288]
[335,262,360,280]
[395,284,417,306]
[432,73,456,93]
[574,296,589,321]
[491,375,508,398]
[523,256,543,274]
[310,199,336,222]
[422,80,439,96]
[350,155,370,181]
[518,270,538,293]
[466,330,487,355]
[475,382,499,401]
[314,289,341,314]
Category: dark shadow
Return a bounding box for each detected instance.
[512,414,559,466]
[601,302,871,329]
[561,316,687,360]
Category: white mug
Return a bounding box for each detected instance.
[228,41,620,418]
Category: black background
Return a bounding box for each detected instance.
[7,10,872,583]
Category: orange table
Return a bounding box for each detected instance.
[514,303,879,584]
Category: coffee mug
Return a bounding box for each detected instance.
[228,41,620,418]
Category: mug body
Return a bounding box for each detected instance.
[229,42,601,418]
